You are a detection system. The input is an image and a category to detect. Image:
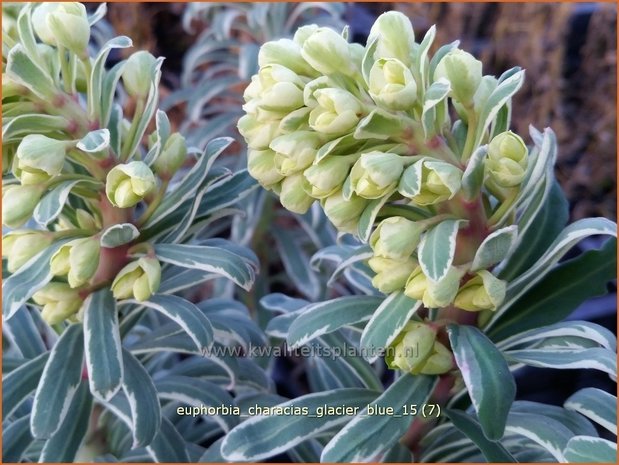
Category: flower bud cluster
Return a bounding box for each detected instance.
[241,11,531,373]
[2,3,192,324]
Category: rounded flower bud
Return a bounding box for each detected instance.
[350,151,404,199]
[50,237,101,288]
[368,11,416,65]
[112,257,161,301]
[399,159,462,206]
[368,58,417,111]
[434,49,482,105]
[75,208,101,231]
[322,190,368,234]
[237,114,281,150]
[279,173,314,214]
[370,216,425,260]
[258,38,317,77]
[153,133,187,178]
[308,88,363,136]
[2,184,44,228]
[389,322,437,374]
[32,3,60,45]
[303,155,355,199]
[301,27,358,77]
[405,266,463,309]
[255,64,306,115]
[247,149,284,189]
[270,131,322,176]
[2,230,53,273]
[420,341,454,375]
[122,51,158,100]
[32,282,83,325]
[46,3,90,57]
[105,161,156,208]
[16,134,69,182]
[454,270,507,312]
[368,256,418,294]
[486,131,528,187]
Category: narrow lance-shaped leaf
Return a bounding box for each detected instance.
[39,381,93,462]
[2,416,34,463]
[564,388,616,434]
[360,292,422,363]
[83,289,123,400]
[418,219,464,282]
[447,324,516,441]
[155,243,255,291]
[2,352,49,418]
[287,296,384,348]
[220,389,379,462]
[31,324,85,439]
[321,374,437,462]
[445,409,516,463]
[121,349,161,448]
[123,294,214,352]
[563,436,617,463]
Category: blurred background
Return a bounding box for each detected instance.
[97,1,617,222]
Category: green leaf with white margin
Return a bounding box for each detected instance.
[39,381,93,462]
[447,324,516,440]
[418,219,465,282]
[471,225,518,271]
[3,305,47,359]
[144,137,233,228]
[31,324,84,439]
[6,44,56,98]
[87,2,107,25]
[2,114,67,142]
[2,352,49,418]
[321,374,436,462]
[2,416,34,463]
[147,417,191,462]
[121,349,161,448]
[421,78,450,137]
[100,223,140,248]
[460,145,487,201]
[143,110,171,166]
[273,228,321,301]
[488,238,616,340]
[564,388,616,434]
[265,309,306,339]
[89,35,132,121]
[123,294,214,352]
[34,179,101,226]
[510,400,598,437]
[220,388,379,462]
[361,37,378,85]
[354,108,407,141]
[417,25,437,93]
[498,321,616,351]
[0,235,60,317]
[445,409,516,463]
[564,436,617,463]
[504,347,617,380]
[287,296,384,348]
[360,292,422,363]
[428,40,460,78]
[498,218,617,316]
[83,289,123,401]
[77,128,110,153]
[358,193,393,242]
[155,376,238,432]
[473,69,525,148]
[155,244,255,291]
[505,412,573,461]
[101,61,127,127]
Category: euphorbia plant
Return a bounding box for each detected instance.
[227,11,618,463]
[2,3,266,462]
